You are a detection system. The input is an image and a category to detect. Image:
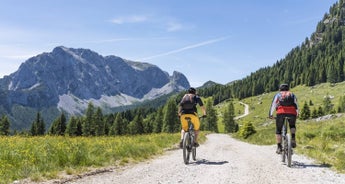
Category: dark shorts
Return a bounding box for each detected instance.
[276,114,296,134]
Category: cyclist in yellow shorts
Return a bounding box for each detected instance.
[178,87,206,148]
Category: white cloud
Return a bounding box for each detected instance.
[110,15,149,24]
[166,21,183,32]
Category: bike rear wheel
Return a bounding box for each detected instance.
[287,134,292,167]
[281,136,286,163]
[183,133,191,164]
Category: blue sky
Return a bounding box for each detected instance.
[0,0,338,87]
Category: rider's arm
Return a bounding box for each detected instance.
[293,93,299,117]
[196,96,206,116]
[178,105,182,116]
[200,105,206,116]
[269,94,278,118]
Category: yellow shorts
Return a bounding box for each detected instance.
[180,114,200,131]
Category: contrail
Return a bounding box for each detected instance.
[139,36,230,61]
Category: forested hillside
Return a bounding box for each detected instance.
[229,0,345,99]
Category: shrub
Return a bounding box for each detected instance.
[239,122,256,139]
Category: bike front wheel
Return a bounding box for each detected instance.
[192,147,196,161]
[183,133,191,164]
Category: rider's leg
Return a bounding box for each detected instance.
[276,115,284,153]
[276,134,282,144]
[179,129,185,148]
[180,115,189,148]
[194,130,199,143]
[181,129,185,140]
[288,116,297,147]
[191,114,200,147]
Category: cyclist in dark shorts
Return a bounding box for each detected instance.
[269,84,299,154]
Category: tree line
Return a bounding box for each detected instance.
[0,93,239,136]
[228,0,345,99]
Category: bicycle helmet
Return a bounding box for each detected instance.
[188,87,196,94]
[279,84,289,91]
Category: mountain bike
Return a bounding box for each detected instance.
[281,116,293,167]
[182,116,198,164]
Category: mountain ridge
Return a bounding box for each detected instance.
[0,46,190,129]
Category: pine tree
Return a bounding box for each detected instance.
[0,115,10,136]
[110,113,125,135]
[323,95,333,114]
[31,112,45,136]
[128,114,144,135]
[162,98,179,133]
[37,117,46,135]
[49,113,67,135]
[152,108,163,133]
[311,108,318,118]
[300,101,311,120]
[104,114,115,135]
[94,107,105,136]
[204,99,218,132]
[143,114,154,134]
[223,101,238,133]
[65,116,78,136]
[318,106,325,117]
[83,103,95,136]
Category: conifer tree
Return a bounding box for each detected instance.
[323,95,333,114]
[223,101,238,133]
[110,113,124,135]
[94,107,105,136]
[65,116,78,136]
[204,99,218,132]
[82,103,95,136]
[300,101,311,120]
[76,118,83,136]
[318,106,324,117]
[143,114,154,133]
[31,112,45,136]
[153,107,164,133]
[104,114,114,135]
[162,98,179,133]
[0,115,10,136]
[311,108,318,118]
[49,113,66,135]
[128,114,144,135]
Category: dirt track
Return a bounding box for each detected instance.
[56,133,345,184]
[20,103,345,184]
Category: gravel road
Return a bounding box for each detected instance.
[19,103,345,184]
[59,133,345,184]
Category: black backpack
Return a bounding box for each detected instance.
[278,91,295,106]
[180,94,196,110]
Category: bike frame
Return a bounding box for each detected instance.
[182,117,197,164]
